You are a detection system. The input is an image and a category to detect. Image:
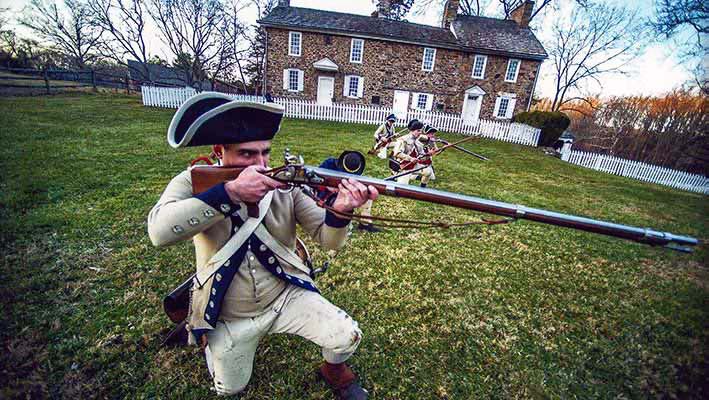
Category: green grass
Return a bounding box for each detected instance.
[0,93,707,399]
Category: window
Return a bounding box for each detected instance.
[371,95,381,105]
[288,32,301,56]
[505,59,520,82]
[343,75,364,98]
[350,38,364,63]
[413,92,433,111]
[494,95,517,119]
[324,35,332,45]
[436,103,445,111]
[472,55,487,79]
[422,47,436,71]
[282,68,303,92]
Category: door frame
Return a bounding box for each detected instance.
[461,85,486,124]
[317,76,335,105]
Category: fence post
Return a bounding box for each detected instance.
[43,69,50,94]
[91,69,97,91]
[125,73,130,94]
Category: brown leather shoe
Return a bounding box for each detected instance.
[319,362,369,400]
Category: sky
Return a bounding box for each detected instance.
[1,0,699,99]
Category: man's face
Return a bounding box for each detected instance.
[215,140,272,168]
[411,129,422,138]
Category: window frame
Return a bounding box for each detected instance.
[288,31,302,57]
[350,38,364,64]
[288,69,299,92]
[421,47,436,72]
[412,92,433,111]
[343,75,364,99]
[505,58,520,83]
[471,54,487,79]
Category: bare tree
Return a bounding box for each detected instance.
[244,0,276,95]
[414,0,492,17]
[206,0,249,91]
[86,0,152,80]
[20,0,103,69]
[148,0,226,90]
[651,0,708,94]
[547,3,645,111]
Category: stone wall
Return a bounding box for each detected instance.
[264,27,540,120]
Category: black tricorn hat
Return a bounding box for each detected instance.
[408,120,424,131]
[337,151,366,175]
[386,113,396,122]
[424,125,438,135]
[407,118,420,130]
[167,92,285,148]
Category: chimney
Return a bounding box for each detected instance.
[510,0,534,28]
[372,0,392,18]
[277,0,290,7]
[441,0,459,29]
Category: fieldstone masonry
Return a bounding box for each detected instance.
[265,27,540,120]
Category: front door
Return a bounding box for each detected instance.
[317,77,334,105]
[393,90,410,119]
[462,94,482,124]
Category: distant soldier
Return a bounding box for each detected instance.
[371,113,397,159]
[391,120,433,187]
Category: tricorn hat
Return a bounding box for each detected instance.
[386,113,396,122]
[407,118,420,130]
[408,120,424,131]
[424,125,438,135]
[167,92,285,148]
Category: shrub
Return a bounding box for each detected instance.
[513,111,571,147]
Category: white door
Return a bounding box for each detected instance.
[393,90,410,119]
[462,94,482,124]
[317,77,334,105]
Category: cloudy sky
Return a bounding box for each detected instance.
[1,0,697,99]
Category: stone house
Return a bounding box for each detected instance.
[259,0,546,122]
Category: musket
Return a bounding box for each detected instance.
[368,127,409,155]
[435,138,489,161]
[398,135,478,170]
[191,151,699,253]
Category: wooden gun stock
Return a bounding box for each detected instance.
[190,166,244,195]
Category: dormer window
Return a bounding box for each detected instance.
[289,31,302,56]
[505,59,520,83]
[350,38,364,63]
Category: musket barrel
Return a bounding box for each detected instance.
[308,167,699,251]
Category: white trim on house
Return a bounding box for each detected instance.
[313,57,339,72]
[412,92,434,111]
[493,92,517,119]
[422,47,436,71]
[343,75,364,98]
[505,58,521,83]
[461,85,486,124]
[283,68,303,92]
[471,54,487,79]
[288,31,302,56]
[350,38,364,63]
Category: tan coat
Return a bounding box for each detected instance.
[148,169,349,343]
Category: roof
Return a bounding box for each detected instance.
[452,15,547,59]
[259,6,546,60]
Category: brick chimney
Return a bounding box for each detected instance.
[441,0,459,29]
[510,0,534,28]
[372,0,392,18]
[277,0,290,7]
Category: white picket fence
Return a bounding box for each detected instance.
[562,149,708,194]
[140,86,541,146]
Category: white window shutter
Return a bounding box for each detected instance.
[343,75,350,96]
[282,69,289,90]
[493,96,502,117]
[297,70,304,92]
[506,98,517,118]
[357,77,364,98]
[425,94,434,111]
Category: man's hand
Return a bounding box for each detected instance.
[224,165,285,204]
[331,178,379,213]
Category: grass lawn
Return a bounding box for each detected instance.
[0,93,707,399]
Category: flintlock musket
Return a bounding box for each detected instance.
[191,150,699,253]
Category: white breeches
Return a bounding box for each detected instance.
[396,164,433,185]
[205,286,362,396]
